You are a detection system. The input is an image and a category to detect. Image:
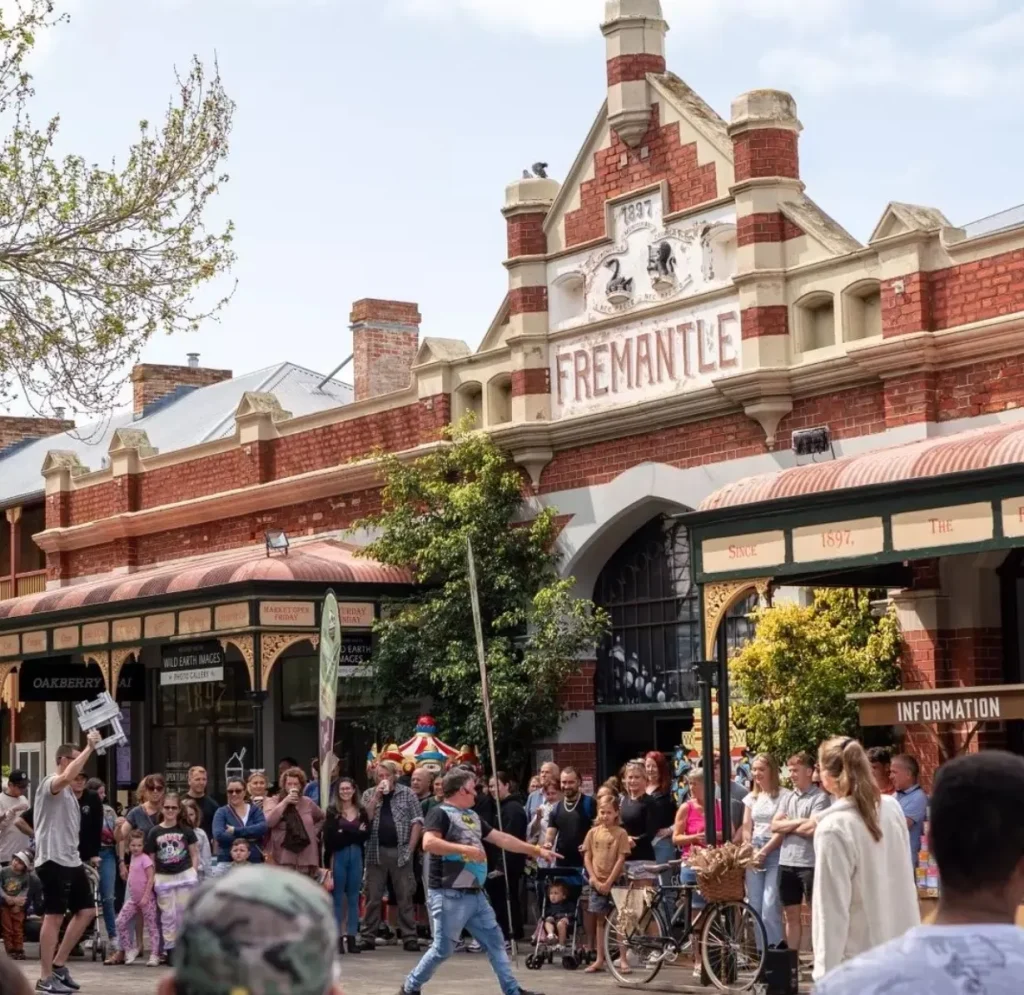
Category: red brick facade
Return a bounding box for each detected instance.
[511,368,550,397]
[606,53,666,86]
[564,104,718,248]
[0,416,75,452]
[732,128,799,182]
[883,248,1024,338]
[740,305,788,339]
[736,212,804,246]
[506,212,548,258]
[881,272,933,338]
[557,662,596,712]
[507,286,548,316]
[351,299,421,403]
[901,626,1006,779]
[131,363,232,417]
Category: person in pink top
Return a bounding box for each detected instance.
[264,767,325,875]
[113,830,160,966]
[672,770,723,887]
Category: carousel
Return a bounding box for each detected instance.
[366,715,481,779]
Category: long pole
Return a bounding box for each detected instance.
[467,537,518,964]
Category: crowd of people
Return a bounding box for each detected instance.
[1,733,1023,994]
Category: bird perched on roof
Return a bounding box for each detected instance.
[532,162,549,179]
[522,170,531,179]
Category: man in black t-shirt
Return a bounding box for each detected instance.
[400,768,554,995]
[543,767,594,872]
[185,766,220,840]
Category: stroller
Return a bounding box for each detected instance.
[524,867,591,971]
[81,862,108,961]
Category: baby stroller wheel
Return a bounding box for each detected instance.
[561,954,579,970]
[525,954,540,970]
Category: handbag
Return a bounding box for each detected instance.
[282,806,312,854]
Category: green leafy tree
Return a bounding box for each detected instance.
[0,1,235,416]
[354,422,609,778]
[729,588,902,761]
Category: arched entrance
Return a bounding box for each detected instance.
[593,514,754,778]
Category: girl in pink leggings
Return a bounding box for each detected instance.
[114,831,160,966]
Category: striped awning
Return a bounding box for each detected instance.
[0,538,410,620]
[700,420,1024,512]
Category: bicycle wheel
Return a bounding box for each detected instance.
[699,900,767,992]
[603,902,669,985]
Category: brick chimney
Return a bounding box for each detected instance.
[602,0,668,148]
[350,299,422,402]
[131,356,233,418]
[0,415,76,453]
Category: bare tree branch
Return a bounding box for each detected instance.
[0,0,236,416]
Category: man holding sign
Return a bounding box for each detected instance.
[399,767,557,995]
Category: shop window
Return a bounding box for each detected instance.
[454,382,483,426]
[488,374,512,426]
[593,516,756,710]
[149,659,253,797]
[795,291,836,352]
[842,280,882,342]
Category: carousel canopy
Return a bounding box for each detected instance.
[400,715,458,766]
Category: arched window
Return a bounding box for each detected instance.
[593,515,755,709]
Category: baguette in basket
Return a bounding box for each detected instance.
[687,842,757,904]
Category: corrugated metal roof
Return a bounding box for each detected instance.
[0,363,352,506]
[699,420,1024,512]
[0,537,408,621]
[960,203,1024,240]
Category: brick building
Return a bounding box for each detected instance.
[3,0,1024,789]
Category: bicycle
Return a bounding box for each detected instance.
[602,858,767,991]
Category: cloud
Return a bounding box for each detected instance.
[758,9,1022,101]
[391,0,851,40]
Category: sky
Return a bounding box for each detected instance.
[14,0,1024,415]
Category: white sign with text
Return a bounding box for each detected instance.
[550,299,741,419]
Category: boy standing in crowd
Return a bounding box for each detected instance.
[772,752,831,952]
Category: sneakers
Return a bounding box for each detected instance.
[124,949,139,966]
[35,977,72,995]
[147,954,161,967]
[402,937,421,952]
[467,939,482,953]
[51,966,81,992]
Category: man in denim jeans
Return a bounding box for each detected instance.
[399,768,557,995]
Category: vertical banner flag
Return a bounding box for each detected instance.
[319,590,342,810]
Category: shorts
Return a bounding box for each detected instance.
[588,891,613,916]
[779,865,814,907]
[36,861,94,917]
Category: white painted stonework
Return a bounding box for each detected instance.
[547,196,737,331]
[550,299,740,419]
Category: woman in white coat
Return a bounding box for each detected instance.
[811,737,920,981]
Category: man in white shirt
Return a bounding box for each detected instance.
[813,750,1024,994]
[34,730,102,995]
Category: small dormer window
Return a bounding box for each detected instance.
[795,291,836,352]
[842,280,882,342]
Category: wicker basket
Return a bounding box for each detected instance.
[697,866,746,903]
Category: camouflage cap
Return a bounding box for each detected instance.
[172,865,338,995]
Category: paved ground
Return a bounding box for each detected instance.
[17,950,731,994]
